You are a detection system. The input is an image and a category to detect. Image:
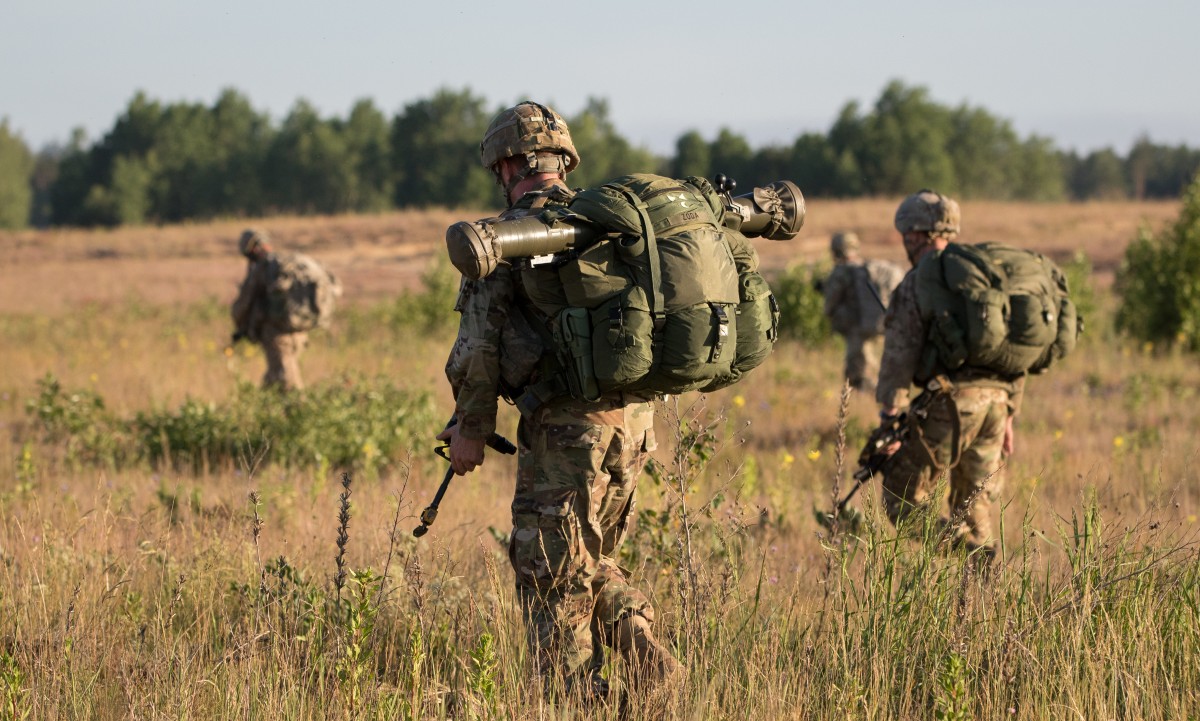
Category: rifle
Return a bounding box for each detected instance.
[412,417,516,538]
[834,411,909,516]
[817,376,948,530]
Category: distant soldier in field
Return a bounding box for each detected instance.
[875,191,1024,563]
[230,228,341,391]
[822,231,904,392]
[439,101,682,703]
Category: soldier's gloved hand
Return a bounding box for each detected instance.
[878,409,904,456]
[436,422,486,475]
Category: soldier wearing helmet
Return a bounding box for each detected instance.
[439,102,683,701]
[822,231,904,391]
[230,228,340,391]
[874,190,1023,565]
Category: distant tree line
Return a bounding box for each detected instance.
[1,81,1198,229]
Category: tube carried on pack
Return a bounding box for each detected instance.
[445,179,804,282]
[447,174,805,399]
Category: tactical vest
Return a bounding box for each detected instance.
[518,174,780,402]
[915,242,1078,377]
[264,252,342,333]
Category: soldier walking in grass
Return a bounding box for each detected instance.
[822,231,904,392]
[438,102,683,703]
[230,229,341,391]
[875,191,1026,563]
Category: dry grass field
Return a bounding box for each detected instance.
[1,198,1197,720]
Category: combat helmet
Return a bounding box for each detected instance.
[480,102,579,198]
[894,190,960,238]
[238,228,272,257]
[830,231,861,260]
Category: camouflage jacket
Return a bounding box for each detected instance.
[822,261,865,336]
[231,255,271,341]
[444,179,574,440]
[876,268,1025,415]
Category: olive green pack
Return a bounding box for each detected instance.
[523,173,780,399]
[264,252,342,333]
[915,242,1078,377]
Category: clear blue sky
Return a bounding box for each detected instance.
[3,0,1197,155]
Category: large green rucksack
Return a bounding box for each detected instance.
[519,174,780,399]
[264,252,343,333]
[915,242,1078,376]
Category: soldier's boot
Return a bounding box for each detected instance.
[614,612,684,694]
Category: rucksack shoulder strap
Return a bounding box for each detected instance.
[607,181,666,330]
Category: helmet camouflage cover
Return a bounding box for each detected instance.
[238,228,272,256]
[894,190,960,237]
[830,231,861,259]
[480,101,580,176]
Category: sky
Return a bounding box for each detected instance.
[3,0,1198,157]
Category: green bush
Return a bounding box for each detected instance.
[1115,173,1200,351]
[340,258,459,343]
[27,373,437,473]
[772,262,832,344]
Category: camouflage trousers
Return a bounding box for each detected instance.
[842,330,883,392]
[261,329,307,391]
[881,386,1009,550]
[510,393,657,680]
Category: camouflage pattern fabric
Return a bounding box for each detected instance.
[842,329,883,393]
[825,259,900,392]
[876,265,1026,551]
[823,262,865,337]
[875,271,924,411]
[881,385,1008,549]
[511,393,656,676]
[445,177,671,682]
[232,254,309,391]
[262,328,308,391]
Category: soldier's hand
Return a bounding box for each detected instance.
[436,423,486,475]
[879,409,903,456]
[1002,415,1015,456]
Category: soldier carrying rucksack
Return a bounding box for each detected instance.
[438,100,804,705]
[230,228,342,391]
[873,190,1078,565]
[822,231,905,392]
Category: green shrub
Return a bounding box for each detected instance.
[27,373,437,473]
[1115,173,1200,350]
[341,257,459,343]
[772,262,833,344]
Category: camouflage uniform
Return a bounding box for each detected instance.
[876,269,1024,551]
[231,251,309,391]
[445,178,660,682]
[823,260,901,391]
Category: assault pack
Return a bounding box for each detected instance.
[264,252,343,333]
[447,173,803,404]
[915,242,1079,376]
[853,259,905,334]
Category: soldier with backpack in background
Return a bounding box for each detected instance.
[874,190,1077,564]
[230,228,342,391]
[822,231,904,392]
